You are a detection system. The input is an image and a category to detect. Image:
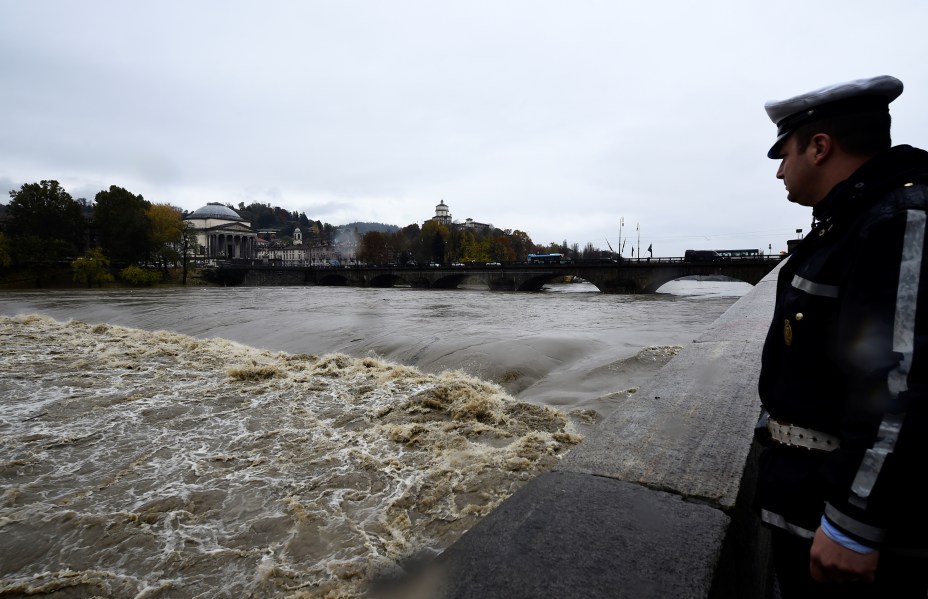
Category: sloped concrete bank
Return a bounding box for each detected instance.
[381,263,782,599]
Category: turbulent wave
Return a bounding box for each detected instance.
[0,315,581,598]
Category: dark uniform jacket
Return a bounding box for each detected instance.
[757,144,928,554]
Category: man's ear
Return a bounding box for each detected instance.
[809,133,833,165]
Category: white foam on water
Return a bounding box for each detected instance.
[0,315,581,597]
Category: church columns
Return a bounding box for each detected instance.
[201,231,255,260]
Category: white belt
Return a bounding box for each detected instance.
[767,418,840,452]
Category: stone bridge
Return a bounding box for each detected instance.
[209,257,782,294]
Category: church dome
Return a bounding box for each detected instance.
[184,202,245,221]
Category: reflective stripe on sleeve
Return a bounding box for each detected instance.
[791,274,840,298]
[760,509,816,539]
[850,415,904,503]
[850,209,925,505]
[825,503,887,545]
[888,209,925,396]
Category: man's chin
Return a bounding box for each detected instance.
[786,193,813,207]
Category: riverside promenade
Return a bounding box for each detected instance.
[381,263,782,598]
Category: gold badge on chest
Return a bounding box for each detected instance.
[783,318,793,346]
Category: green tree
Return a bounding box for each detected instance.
[71,248,115,288]
[430,231,447,264]
[390,224,415,261]
[7,180,85,265]
[93,186,153,265]
[320,222,336,243]
[119,265,160,286]
[254,204,278,229]
[459,230,490,263]
[0,232,12,268]
[582,242,598,259]
[540,242,562,255]
[418,220,449,264]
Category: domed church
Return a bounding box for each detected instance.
[183,203,257,261]
[432,200,452,225]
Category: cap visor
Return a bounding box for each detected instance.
[767,132,789,159]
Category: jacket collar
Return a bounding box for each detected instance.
[812,145,928,222]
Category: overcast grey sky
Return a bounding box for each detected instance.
[2,1,927,257]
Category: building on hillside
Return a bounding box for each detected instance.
[462,217,491,232]
[432,200,452,225]
[429,200,492,231]
[183,203,257,262]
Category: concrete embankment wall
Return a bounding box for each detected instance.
[387,263,783,599]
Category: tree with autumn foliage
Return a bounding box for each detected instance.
[147,203,185,279]
[358,231,393,265]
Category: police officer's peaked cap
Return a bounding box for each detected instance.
[764,75,903,158]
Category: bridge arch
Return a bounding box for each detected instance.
[431,273,471,289]
[516,273,571,292]
[638,273,745,294]
[571,262,776,294]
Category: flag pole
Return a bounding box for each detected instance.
[619,217,624,258]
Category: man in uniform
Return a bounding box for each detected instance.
[756,75,928,597]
